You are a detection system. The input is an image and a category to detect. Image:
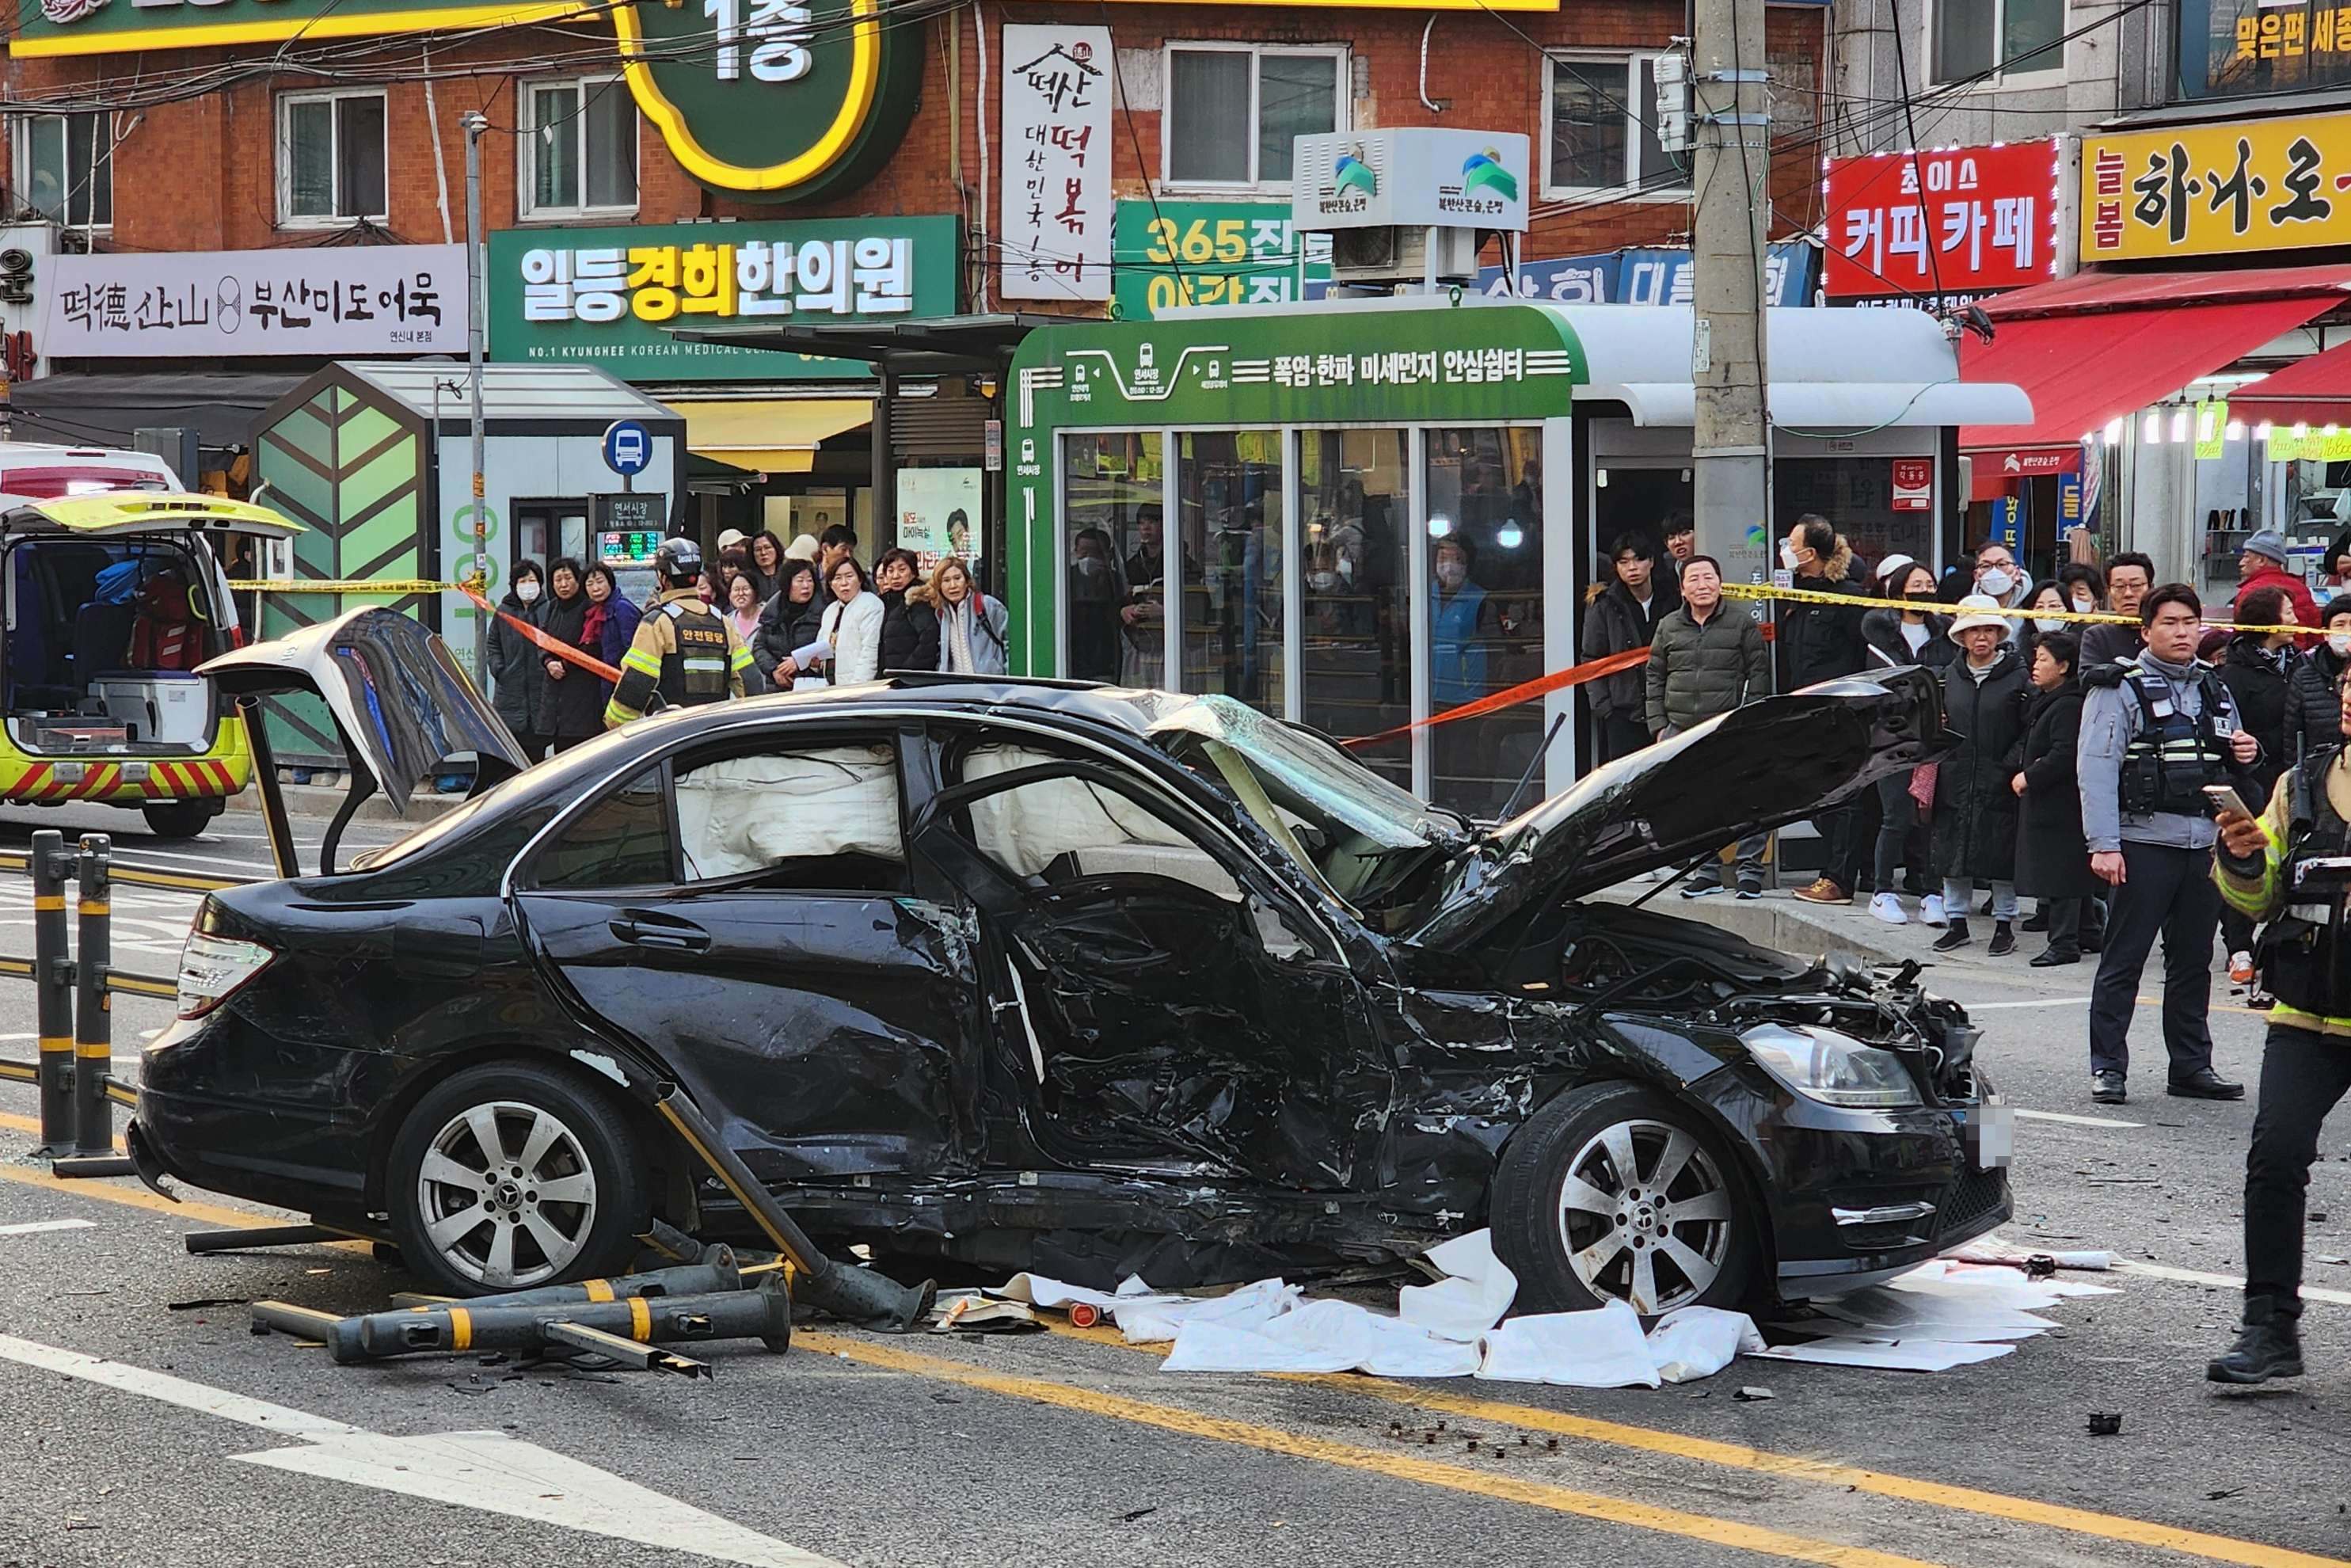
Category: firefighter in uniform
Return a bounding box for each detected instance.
[2211,666,2351,1383]
[603,538,751,728]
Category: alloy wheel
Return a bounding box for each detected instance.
[1554,1117,1735,1315]
[414,1099,600,1288]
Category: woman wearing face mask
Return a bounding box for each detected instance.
[1432,535,1497,708]
[752,558,824,690]
[1067,527,1126,683]
[2058,562,2106,618]
[1862,564,1953,926]
[2016,580,2071,672]
[486,558,551,762]
[2284,596,2351,762]
[2216,585,2303,987]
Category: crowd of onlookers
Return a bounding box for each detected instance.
[1587,515,2351,1108]
[484,523,1007,757]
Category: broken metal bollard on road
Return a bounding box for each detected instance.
[55,834,132,1178]
[653,1084,934,1332]
[324,1277,793,1365]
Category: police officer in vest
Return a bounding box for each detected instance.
[2079,583,2261,1106]
[603,537,751,728]
[2208,664,2351,1382]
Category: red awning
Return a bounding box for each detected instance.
[1968,445,2078,500]
[1957,264,2351,453]
[2229,337,2351,429]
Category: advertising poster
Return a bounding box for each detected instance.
[896,468,984,565]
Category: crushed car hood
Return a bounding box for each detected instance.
[200,606,527,812]
[1411,667,1949,950]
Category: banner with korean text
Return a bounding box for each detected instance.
[41,245,465,358]
[1823,141,2061,300]
[2083,111,2351,261]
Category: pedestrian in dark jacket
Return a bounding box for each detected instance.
[2283,596,2351,763]
[1645,555,1769,896]
[536,558,606,750]
[2215,584,2302,980]
[1932,595,2030,955]
[485,558,550,761]
[583,564,643,711]
[2079,551,2154,666]
[2014,633,2098,965]
[1864,563,1953,927]
[1778,515,1871,904]
[752,558,825,687]
[1582,532,1672,764]
[873,548,941,672]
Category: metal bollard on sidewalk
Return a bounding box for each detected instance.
[53,834,131,1180]
[30,828,74,1157]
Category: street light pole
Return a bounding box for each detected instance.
[462,109,489,687]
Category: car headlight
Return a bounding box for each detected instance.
[176,932,274,1019]
[1740,1021,1922,1109]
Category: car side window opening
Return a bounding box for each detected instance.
[959,743,1241,900]
[533,764,672,888]
[675,741,907,892]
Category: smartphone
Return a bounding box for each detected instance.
[2204,783,2253,819]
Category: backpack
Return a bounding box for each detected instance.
[128,573,202,672]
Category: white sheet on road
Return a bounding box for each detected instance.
[1646,1305,1769,1383]
[1748,1338,2017,1372]
[1398,1230,1519,1342]
[1476,1300,1661,1388]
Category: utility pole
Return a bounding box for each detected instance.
[463,110,489,687]
[1687,0,1771,581]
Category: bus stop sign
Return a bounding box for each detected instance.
[602,419,652,478]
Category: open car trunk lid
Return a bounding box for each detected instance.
[3,493,303,542]
[200,606,526,812]
[1408,668,1950,952]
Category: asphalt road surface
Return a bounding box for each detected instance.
[0,797,413,885]
[1,873,2347,1568]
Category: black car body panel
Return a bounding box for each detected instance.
[137,668,2008,1296]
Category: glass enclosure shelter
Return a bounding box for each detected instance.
[1005,299,2030,818]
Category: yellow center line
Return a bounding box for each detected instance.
[798,1330,1950,1568]
[1036,1321,2346,1568]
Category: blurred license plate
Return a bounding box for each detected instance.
[1960,1103,2014,1170]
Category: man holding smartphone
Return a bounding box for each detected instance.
[2078,584,2260,1105]
[2208,668,2351,1383]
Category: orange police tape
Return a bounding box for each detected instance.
[459,584,622,684]
[1340,648,1649,751]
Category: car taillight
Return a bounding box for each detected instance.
[177,933,274,1018]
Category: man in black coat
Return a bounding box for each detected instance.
[2014,631,2099,965]
[1777,515,1872,904]
[1581,532,1673,765]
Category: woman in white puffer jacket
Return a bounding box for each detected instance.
[805,554,884,685]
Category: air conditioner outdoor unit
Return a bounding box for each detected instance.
[1327,225,1483,287]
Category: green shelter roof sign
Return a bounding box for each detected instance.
[1008,303,1588,433]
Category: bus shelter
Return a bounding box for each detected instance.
[1003,297,2030,816]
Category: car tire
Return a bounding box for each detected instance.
[386,1060,650,1298]
[1490,1080,1756,1319]
[142,800,217,839]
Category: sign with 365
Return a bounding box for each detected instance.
[1110,201,1330,320]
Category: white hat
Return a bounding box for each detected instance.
[1875,553,1917,584]
[717,527,748,552]
[783,533,820,561]
[1946,592,2012,642]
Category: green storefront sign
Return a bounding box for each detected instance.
[1111,201,1331,322]
[18,0,921,206]
[1002,303,1588,672]
[489,216,958,382]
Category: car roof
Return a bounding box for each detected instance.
[632,674,1166,741]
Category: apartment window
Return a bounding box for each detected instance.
[279,91,388,223]
[1545,55,1682,196]
[1166,45,1342,188]
[523,78,639,219]
[1931,0,2063,83]
[15,113,112,229]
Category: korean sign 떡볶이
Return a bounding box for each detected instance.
[1001,24,1113,302]
[42,245,462,357]
[1110,201,1332,319]
[1823,141,2059,299]
[486,217,956,382]
[2083,111,2351,260]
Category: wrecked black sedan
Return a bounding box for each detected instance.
[136,612,2007,1312]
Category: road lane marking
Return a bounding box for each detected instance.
[1033,1320,2351,1568]
[2113,1258,2351,1307]
[1960,997,2090,1010]
[0,1138,374,1253]
[0,1217,96,1236]
[800,1330,1955,1568]
[2015,1109,2144,1128]
[0,1333,835,1567]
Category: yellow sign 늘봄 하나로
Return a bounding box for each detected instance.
[2081,110,2351,261]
